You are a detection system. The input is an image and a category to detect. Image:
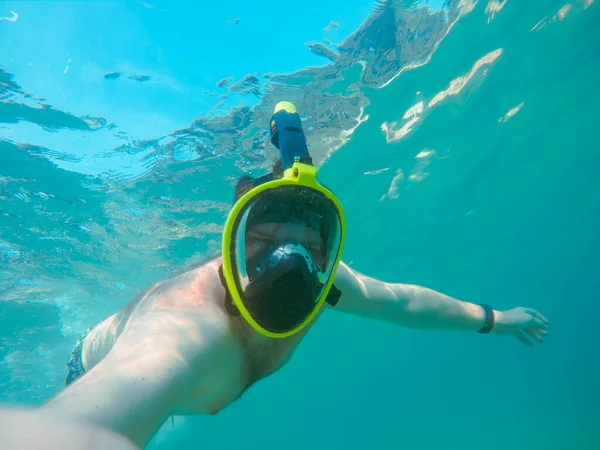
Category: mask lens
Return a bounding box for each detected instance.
[230,186,342,333]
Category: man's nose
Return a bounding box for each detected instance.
[276,223,309,241]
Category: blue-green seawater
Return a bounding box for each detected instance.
[1,1,599,449]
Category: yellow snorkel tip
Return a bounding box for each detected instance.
[274,101,297,114]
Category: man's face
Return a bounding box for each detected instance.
[245,222,325,267]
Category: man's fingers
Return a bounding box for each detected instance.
[532,317,549,330]
[525,308,549,325]
[514,330,533,347]
[525,328,544,343]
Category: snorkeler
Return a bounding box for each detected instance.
[40,102,550,449]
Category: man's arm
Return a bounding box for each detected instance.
[0,405,139,450]
[331,262,549,344]
[41,308,228,448]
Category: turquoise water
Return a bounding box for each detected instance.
[1,1,599,449]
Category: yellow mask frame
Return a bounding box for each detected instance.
[221,161,346,338]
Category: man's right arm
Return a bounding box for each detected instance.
[0,405,140,450]
[41,308,228,449]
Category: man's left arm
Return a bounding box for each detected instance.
[330,261,549,346]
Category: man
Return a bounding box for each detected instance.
[41,102,549,449]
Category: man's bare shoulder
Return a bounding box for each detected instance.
[129,256,225,316]
[47,289,234,448]
[84,256,229,369]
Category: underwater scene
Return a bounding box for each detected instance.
[1,1,599,449]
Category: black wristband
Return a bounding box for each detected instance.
[477,304,495,334]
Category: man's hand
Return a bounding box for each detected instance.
[493,307,550,346]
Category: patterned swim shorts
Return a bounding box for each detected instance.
[65,321,101,386]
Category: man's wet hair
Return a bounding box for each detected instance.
[234,159,283,203]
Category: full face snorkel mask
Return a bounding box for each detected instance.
[220,101,346,338]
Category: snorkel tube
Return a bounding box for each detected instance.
[269,101,312,170]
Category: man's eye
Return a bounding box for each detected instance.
[249,237,270,247]
[309,244,323,255]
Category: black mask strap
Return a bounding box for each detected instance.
[218,264,240,317]
[325,284,341,307]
